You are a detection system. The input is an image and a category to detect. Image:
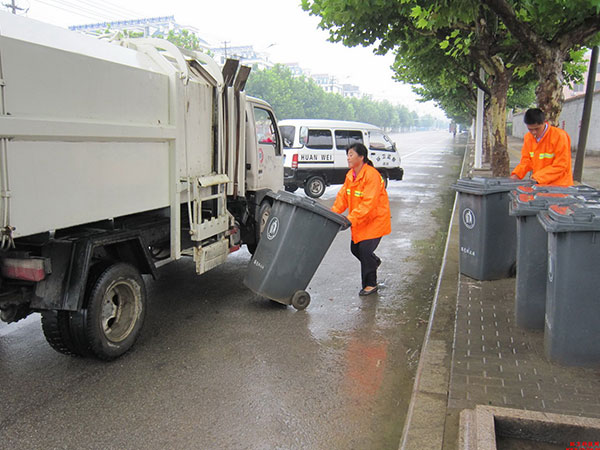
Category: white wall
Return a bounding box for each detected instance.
[512,91,600,153]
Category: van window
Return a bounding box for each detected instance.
[280,125,296,148]
[254,107,280,155]
[334,130,363,150]
[305,129,333,149]
[369,130,395,152]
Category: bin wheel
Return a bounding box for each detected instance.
[304,176,326,198]
[291,290,310,310]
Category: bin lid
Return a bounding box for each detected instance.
[516,183,598,197]
[266,190,351,230]
[451,177,534,195]
[509,192,581,216]
[538,202,600,232]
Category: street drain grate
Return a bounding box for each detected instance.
[459,405,600,449]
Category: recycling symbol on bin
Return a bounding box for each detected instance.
[266,216,280,240]
[462,208,476,230]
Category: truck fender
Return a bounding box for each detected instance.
[34,231,156,312]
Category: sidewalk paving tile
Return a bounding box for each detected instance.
[448,275,600,418]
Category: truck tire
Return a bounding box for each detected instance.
[285,185,298,193]
[304,176,326,198]
[41,310,88,357]
[81,263,146,360]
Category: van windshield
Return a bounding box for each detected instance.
[280,126,296,148]
[369,130,395,152]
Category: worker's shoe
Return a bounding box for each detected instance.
[359,286,378,296]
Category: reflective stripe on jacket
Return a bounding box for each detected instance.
[511,124,573,186]
[331,164,391,243]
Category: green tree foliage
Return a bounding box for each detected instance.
[480,0,600,123]
[301,0,596,175]
[302,0,524,174]
[245,64,421,131]
[153,29,204,51]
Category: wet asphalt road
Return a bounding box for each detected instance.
[0,130,465,449]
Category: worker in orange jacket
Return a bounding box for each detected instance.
[510,108,573,186]
[332,143,391,296]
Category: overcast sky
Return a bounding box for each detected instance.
[16,0,445,118]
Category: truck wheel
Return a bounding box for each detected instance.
[81,263,146,360]
[285,185,298,193]
[41,310,88,357]
[291,290,310,310]
[304,176,326,198]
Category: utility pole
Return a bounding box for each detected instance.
[223,41,230,58]
[474,68,485,169]
[573,46,599,182]
[3,0,24,14]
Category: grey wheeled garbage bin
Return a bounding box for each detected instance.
[538,203,600,367]
[509,191,582,329]
[244,190,351,310]
[451,177,533,280]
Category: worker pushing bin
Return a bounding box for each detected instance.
[451,177,533,280]
[538,203,600,367]
[244,190,351,310]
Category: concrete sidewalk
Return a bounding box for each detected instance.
[400,138,600,449]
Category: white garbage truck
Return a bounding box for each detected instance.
[0,13,283,359]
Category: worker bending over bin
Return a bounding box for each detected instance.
[510,108,573,186]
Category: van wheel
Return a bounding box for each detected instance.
[380,171,389,188]
[304,176,326,198]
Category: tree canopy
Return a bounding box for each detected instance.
[302,0,599,175]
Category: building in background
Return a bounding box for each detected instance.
[284,63,310,78]
[210,45,273,70]
[69,16,210,50]
[311,73,343,95]
[70,16,360,97]
[563,49,600,99]
[341,83,361,98]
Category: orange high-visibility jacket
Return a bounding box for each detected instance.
[511,123,573,186]
[332,164,391,244]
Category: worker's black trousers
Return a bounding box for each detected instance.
[350,237,381,289]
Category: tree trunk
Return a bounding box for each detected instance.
[535,48,566,125]
[490,69,511,177]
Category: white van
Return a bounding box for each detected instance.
[280,119,403,198]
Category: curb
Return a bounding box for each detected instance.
[399,138,471,449]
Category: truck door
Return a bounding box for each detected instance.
[253,106,283,191]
